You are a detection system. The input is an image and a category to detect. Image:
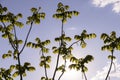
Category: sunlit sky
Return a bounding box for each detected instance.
[0,0,120,80]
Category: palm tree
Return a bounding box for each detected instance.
[101,31,120,80]
[69,55,94,80]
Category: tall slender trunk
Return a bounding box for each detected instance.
[82,66,87,80]
[18,54,23,80]
[83,72,87,80]
[52,19,64,80]
[105,51,114,80]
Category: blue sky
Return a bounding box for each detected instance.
[0,0,120,80]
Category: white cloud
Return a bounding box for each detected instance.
[92,0,120,13]
[91,60,120,80]
[112,2,120,13]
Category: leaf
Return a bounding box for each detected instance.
[15,21,24,28]
[12,71,19,77]
[31,43,35,48]
[10,65,15,70]
[116,44,120,50]
[18,40,23,44]
[84,55,94,63]
[40,13,46,19]
[64,37,71,41]
[7,50,12,54]
[2,34,8,38]
[45,64,50,68]
[34,19,40,24]
[22,72,26,77]
[41,77,46,80]
[2,54,7,59]
[24,62,31,67]
[56,9,62,13]
[65,5,69,10]
[110,31,116,39]
[26,21,31,24]
[57,2,63,8]
[101,33,109,40]
[55,37,60,42]
[82,66,88,72]
[70,57,78,63]
[74,35,80,40]
[3,7,7,12]
[53,49,59,54]
[63,18,67,23]
[89,33,96,38]
[17,13,22,18]
[31,7,37,13]
[42,48,49,53]
[108,55,116,60]
[26,42,32,47]
[40,61,45,67]
[80,41,86,48]
[46,56,51,63]
[0,25,3,31]
[69,64,79,70]
[35,37,41,43]
[73,11,79,16]
[45,40,51,44]
[57,65,65,72]
[52,46,57,50]
[27,67,35,72]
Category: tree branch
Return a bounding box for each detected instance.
[19,22,33,54]
[17,53,23,80]
[13,24,19,49]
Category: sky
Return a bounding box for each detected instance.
[0,0,120,80]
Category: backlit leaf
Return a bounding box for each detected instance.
[27,67,35,72]
[108,55,116,60]
[12,71,19,77]
[31,7,37,13]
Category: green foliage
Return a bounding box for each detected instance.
[41,77,52,80]
[70,56,78,63]
[53,2,79,23]
[74,30,96,48]
[26,67,35,72]
[101,31,120,52]
[0,10,24,28]
[26,7,45,24]
[1,2,120,80]
[10,65,15,71]
[57,65,65,72]
[0,5,7,13]
[101,31,120,80]
[11,62,35,78]
[54,34,72,42]
[108,55,116,60]
[27,38,50,53]
[0,67,13,80]
[40,56,51,68]
[69,55,94,73]
[2,50,12,59]
[12,71,19,77]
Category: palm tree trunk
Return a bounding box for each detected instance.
[105,51,114,80]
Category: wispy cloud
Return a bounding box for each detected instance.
[67,27,77,30]
[92,0,120,13]
[91,60,120,80]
